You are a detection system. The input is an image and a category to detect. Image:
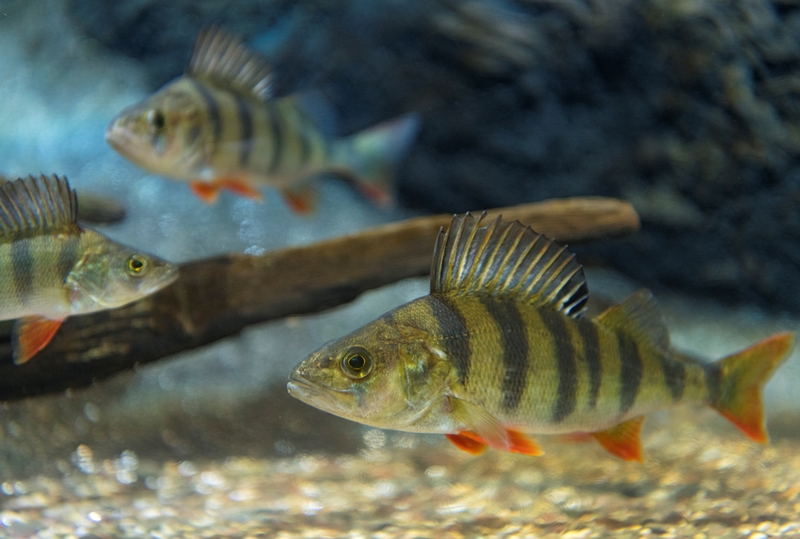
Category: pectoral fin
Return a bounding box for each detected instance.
[590,416,645,461]
[13,316,65,364]
[190,181,220,204]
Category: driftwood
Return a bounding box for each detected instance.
[0,197,638,401]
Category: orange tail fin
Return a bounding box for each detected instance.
[708,332,794,443]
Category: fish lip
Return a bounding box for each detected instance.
[287,372,320,403]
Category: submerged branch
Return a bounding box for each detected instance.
[0,197,639,401]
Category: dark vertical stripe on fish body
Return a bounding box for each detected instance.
[577,319,602,409]
[704,362,723,406]
[11,240,33,305]
[234,95,254,167]
[427,295,471,385]
[659,355,686,402]
[267,103,283,173]
[56,233,80,281]
[481,298,529,411]
[616,331,643,415]
[189,78,222,147]
[540,309,577,422]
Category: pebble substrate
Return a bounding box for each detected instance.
[1,410,798,539]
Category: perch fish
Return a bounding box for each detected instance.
[105,27,419,212]
[0,174,178,364]
[288,212,794,461]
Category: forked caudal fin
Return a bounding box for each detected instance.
[708,332,795,443]
[335,113,420,206]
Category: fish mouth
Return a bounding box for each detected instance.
[287,371,353,415]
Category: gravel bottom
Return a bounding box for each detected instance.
[1,410,798,539]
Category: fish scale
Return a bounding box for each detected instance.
[289,212,795,461]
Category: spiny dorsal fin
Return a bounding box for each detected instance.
[594,289,669,350]
[430,212,589,317]
[0,174,78,237]
[187,26,273,101]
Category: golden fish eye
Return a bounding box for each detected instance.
[341,348,373,380]
[147,109,166,131]
[126,255,148,276]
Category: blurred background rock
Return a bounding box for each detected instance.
[64,0,800,313]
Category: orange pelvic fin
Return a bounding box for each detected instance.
[281,185,317,214]
[358,182,392,208]
[189,180,221,204]
[591,416,645,462]
[13,316,65,364]
[505,428,544,456]
[219,178,263,201]
[709,332,795,443]
[446,429,542,457]
[446,432,487,455]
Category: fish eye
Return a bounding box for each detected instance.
[341,348,373,380]
[126,255,149,276]
[147,109,166,131]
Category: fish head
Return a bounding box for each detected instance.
[288,315,451,430]
[67,234,179,310]
[105,78,210,179]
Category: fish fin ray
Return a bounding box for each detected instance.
[445,432,487,455]
[0,174,77,237]
[591,416,645,462]
[13,316,65,364]
[506,429,544,456]
[187,26,273,101]
[189,181,221,204]
[595,289,669,350]
[281,184,317,214]
[709,332,794,443]
[430,212,588,317]
[448,396,509,450]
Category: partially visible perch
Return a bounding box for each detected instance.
[0,197,639,401]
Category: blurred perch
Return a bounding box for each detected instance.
[0,197,638,401]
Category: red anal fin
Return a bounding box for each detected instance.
[13,316,64,364]
[591,416,645,462]
[446,431,487,455]
[189,181,220,204]
[219,178,263,201]
[506,428,544,456]
[281,185,317,214]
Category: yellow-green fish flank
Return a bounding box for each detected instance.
[105,27,419,211]
[0,174,178,364]
[288,212,794,461]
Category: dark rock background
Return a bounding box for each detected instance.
[66,0,800,312]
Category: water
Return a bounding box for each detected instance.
[0,1,798,537]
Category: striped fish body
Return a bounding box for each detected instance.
[289,212,794,461]
[152,77,336,188]
[0,229,100,321]
[0,175,178,364]
[389,294,710,435]
[106,27,419,212]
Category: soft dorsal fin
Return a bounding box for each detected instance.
[0,174,78,237]
[430,212,589,317]
[594,289,669,350]
[187,26,273,101]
